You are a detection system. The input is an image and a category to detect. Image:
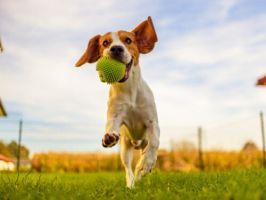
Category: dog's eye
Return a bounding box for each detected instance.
[103,40,109,47]
[125,37,132,45]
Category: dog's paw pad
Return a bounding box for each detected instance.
[102,133,119,148]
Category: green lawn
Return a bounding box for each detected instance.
[0,169,266,200]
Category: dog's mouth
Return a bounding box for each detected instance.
[119,59,133,83]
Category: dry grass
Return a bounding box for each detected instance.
[31,149,263,172]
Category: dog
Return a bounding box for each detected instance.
[75,16,160,188]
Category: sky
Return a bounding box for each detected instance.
[0,0,266,154]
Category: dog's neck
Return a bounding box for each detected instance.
[109,64,142,99]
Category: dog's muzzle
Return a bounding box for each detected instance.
[108,45,133,83]
[110,45,124,61]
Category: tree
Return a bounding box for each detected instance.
[0,140,29,159]
[242,141,258,152]
[0,140,11,157]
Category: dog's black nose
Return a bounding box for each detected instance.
[110,45,124,54]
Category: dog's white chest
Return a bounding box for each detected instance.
[123,104,147,140]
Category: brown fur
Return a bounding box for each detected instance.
[75,35,101,66]
[117,31,140,65]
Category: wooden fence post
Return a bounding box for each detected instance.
[17,120,23,172]
[260,112,266,168]
[198,127,204,170]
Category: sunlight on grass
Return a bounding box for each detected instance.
[0,169,266,200]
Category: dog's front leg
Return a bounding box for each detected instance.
[135,122,160,180]
[102,104,123,148]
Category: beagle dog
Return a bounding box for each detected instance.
[75,16,160,188]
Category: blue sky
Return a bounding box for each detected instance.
[0,0,266,154]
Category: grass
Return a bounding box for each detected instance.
[0,169,266,200]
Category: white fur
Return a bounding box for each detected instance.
[103,32,160,188]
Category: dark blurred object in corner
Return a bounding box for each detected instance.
[256,75,266,86]
[0,38,4,53]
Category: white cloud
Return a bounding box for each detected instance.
[165,14,266,65]
[0,0,156,34]
[141,13,266,149]
[209,0,240,20]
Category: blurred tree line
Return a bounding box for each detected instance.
[30,140,262,172]
[0,140,29,159]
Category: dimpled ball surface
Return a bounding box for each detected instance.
[96,56,126,84]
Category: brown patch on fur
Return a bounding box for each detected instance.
[75,35,101,66]
[98,32,113,56]
[75,33,114,66]
[132,16,158,54]
[75,17,157,67]
[117,31,140,65]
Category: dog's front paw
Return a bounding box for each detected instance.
[102,133,120,148]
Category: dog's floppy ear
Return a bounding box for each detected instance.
[132,16,158,54]
[75,35,101,67]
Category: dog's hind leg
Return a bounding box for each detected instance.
[135,122,160,181]
[120,128,134,188]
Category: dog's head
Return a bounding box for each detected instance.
[75,16,157,82]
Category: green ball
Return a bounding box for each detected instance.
[96,56,126,84]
